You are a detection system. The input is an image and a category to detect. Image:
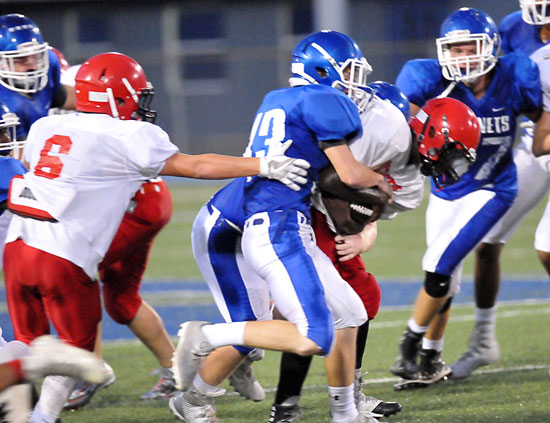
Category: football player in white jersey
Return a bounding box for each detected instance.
[449,0,550,380]
[0,51,310,423]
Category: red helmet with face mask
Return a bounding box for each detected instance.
[75,52,156,122]
[410,97,480,188]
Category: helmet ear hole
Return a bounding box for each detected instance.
[316,67,328,77]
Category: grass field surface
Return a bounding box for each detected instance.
[2,180,549,422]
[58,301,549,423]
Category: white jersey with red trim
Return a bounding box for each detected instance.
[6,112,178,277]
[313,96,424,225]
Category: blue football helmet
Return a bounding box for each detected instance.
[520,0,550,25]
[436,8,500,84]
[367,81,411,121]
[290,30,372,112]
[0,100,22,156]
[0,14,49,93]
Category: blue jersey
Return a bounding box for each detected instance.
[210,177,247,228]
[0,156,26,214]
[396,54,541,200]
[499,11,547,56]
[0,49,63,139]
[243,84,362,218]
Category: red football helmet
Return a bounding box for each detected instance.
[49,47,70,72]
[410,97,480,188]
[75,52,156,122]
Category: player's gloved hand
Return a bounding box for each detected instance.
[259,139,310,191]
[259,155,310,191]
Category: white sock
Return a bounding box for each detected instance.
[192,372,220,396]
[328,384,357,422]
[408,318,428,334]
[201,322,247,348]
[475,306,497,324]
[31,375,78,423]
[422,337,444,352]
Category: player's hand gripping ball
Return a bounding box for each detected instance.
[318,164,389,235]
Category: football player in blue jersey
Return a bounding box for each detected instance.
[449,0,550,380]
[0,14,76,141]
[170,30,394,423]
[0,101,26,350]
[391,7,542,390]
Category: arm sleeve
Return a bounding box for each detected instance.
[515,54,543,114]
[395,60,437,107]
[124,124,180,178]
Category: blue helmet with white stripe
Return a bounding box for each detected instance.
[290,30,373,112]
[436,8,500,84]
[0,14,49,93]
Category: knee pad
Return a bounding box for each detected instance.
[424,272,451,298]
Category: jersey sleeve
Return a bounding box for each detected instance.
[395,59,441,108]
[513,53,542,114]
[498,12,521,54]
[124,124,180,177]
[301,90,362,144]
[0,158,27,201]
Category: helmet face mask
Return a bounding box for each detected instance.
[410,98,480,189]
[290,30,373,112]
[0,14,49,93]
[0,103,23,157]
[436,8,500,84]
[520,0,550,25]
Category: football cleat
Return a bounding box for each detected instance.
[63,361,116,410]
[354,373,402,418]
[267,404,304,423]
[141,367,177,400]
[168,387,220,423]
[450,321,500,379]
[390,329,423,380]
[172,321,214,392]
[393,348,451,391]
[22,336,109,384]
[228,349,266,402]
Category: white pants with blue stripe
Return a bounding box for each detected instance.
[423,189,514,296]
[192,205,367,355]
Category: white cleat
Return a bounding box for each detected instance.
[228,349,266,402]
[172,321,214,391]
[450,321,500,379]
[169,387,221,423]
[22,336,109,384]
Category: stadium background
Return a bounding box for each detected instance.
[3,0,521,154]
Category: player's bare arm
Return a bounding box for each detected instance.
[324,143,394,202]
[160,152,310,189]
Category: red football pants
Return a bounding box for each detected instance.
[99,180,173,324]
[4,239,101,350]
[311,208,381,319]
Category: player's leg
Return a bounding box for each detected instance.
[100,180,176,401]
[393,189,513,388]
[535,194,550,275]
[452,150,550,379]
[170,204,269,421]
[172,211,337,395]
